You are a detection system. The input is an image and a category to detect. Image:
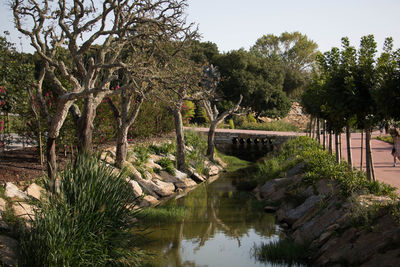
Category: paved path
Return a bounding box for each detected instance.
[187,127,400,193]
[335,132,400,194]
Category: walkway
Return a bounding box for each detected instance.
[187,127,400,193]
[338,132,400,194]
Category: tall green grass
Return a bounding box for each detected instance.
[253,239,308,265]
[236,121,300,132]
[19,153,141,266]
[136,205,188,225]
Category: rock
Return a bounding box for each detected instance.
[175,178,197,189]
[145,159,162,170]
[149,154,163,162]
[214,156,228,168]
[358,194,394,207]
[123,162,142,180]
[0,198,6,213]
[143,171,153,180]
[175,169,188,179]
[151,179,175,197]
[208,164,220,176]
[286,162,305,177]
[259,176,302,199]
[5,183,28,200]
[0,235,18,266]
[126,179,143,198]
[264,206,278,212]
[315,180,337,197]
[361,248,400,267]
[12,202,34,220]
[139,195,159,208]
[190,171,206,183]
[167,154,176,161]
[135,179,159,199]
[283,195,322,225]
[25,183,45,200]
[185,145,194,152]
[159,171,179,183]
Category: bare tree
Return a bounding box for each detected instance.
[201,65,242,161]
[12,0,192,192]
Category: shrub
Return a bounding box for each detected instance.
[156,158,176,176]
[184,131,208,174]
[237,120,299,132]
[228,118,235,129]
[19,154,141,266]
[148,142,176,155]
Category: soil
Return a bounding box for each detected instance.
[0,133,175,185]
[0,147,69,184]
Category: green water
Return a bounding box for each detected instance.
[137,171,289,267]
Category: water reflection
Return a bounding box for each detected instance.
[139,172,286,267]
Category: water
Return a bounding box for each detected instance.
[138,172,288,267]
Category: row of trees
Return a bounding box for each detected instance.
[302,35,400,180]
[5,1,319,194]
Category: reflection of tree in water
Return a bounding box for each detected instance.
[141,175,279,266]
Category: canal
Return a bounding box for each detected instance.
[137,153,292,266]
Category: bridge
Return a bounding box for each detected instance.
[186,127,305,145]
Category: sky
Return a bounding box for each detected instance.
[1,0,399,54]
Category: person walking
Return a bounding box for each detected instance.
[390,128,400,167]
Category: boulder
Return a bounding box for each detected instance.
[123,162,142,180]
[282,195,322,225]
[0,198,6,213]
[190,171,206,183]
[149,154,163,162]
[264,206,278,212]
[5,183,28,200]
[286,162,305,177]
[126,179,143,198]
[175,169,188,179]
[139,195,159,208]
[151,179,176,197]
[25,183,45,200]
[145,159,162,170]
[159,171,180,183]
[12,202,34,220]
[208,164,220,176]
[175,178,197,189]
[135,179,159,199]
[0,235,18,266]
[259,177,298,199]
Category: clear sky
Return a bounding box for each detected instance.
[186,0,400,53]
[1,0,399,54]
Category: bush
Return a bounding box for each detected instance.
[156,158,176,176]
[19,154,141,266]
[237,120,300,132]
[228,118,235,129]
[184,130,208,174]
[148,142,176,155]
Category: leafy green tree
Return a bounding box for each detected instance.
[251,32,318,97]
[216,49,290,118]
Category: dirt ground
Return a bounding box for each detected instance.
[0,133,176,184]
[0,147,69,184]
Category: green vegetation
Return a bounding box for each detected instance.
[156,158,176,176]
[236,120,300,132]
[19,154,141,266]
[375,135,393,144]
[136,204,188,225]
[253,239,309,265]
[254,137,396,198]
[148,142,176,155]
[184,131,208,174]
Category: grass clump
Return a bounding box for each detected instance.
[148,142,176,155]
[136,205,188,225]
[237,121,300,132]
[253,239,308,265]
[184,130,208,174]
[19,153,141,266]
[156,158,176,176]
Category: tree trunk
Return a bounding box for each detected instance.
[46,137,57,194]
[316,118,320,144]
[116,124,129,169]
[329,131,333,154]
[173,107,186,172]
[323,120,326,150]
[335,132,340,163]
[346,124,352,168]
[365,127,372,181]
[360,130,364,170]
[37,120,44,166]
[206,122,217,161]
[77,97,96,153]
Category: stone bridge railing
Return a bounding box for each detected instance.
[186,127,305,146]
